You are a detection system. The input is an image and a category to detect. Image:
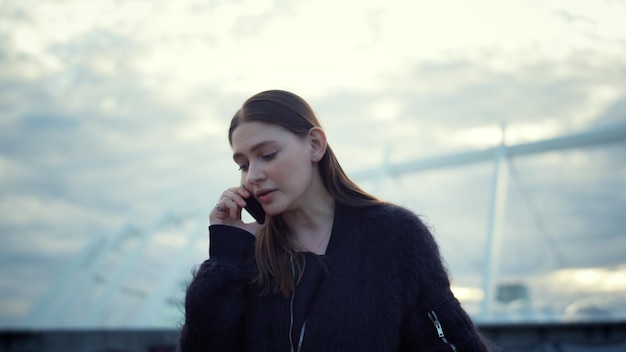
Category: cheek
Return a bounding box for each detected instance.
[274,155,311,186]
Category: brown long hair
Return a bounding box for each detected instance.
[229,90,382,297]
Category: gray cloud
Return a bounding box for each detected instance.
[1,0,625,328]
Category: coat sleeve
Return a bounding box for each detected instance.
[178,225,255,352]
[390,207,490,351]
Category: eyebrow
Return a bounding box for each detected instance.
[232,140,277,161]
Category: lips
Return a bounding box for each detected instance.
[255,189,275,202]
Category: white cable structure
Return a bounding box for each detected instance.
[353,124,626,320]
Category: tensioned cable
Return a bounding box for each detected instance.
[508,158,570,269]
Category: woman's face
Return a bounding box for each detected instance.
[231,121,315,216]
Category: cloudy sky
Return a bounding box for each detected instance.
[1,0,625,328]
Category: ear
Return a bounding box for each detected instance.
[307,127,327,162]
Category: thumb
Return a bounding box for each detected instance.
[243,220,266,237]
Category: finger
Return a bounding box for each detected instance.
[228,186,252,204]
[239,185,251,198]
[214,204,225,216]
[209,202,226,225]
[222,189,247,208]
[218,198,237,220]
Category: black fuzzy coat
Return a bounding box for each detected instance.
[179,202,489,351]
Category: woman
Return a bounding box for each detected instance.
[178,90,489,351]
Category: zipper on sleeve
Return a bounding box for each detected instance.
[428,310,458,352]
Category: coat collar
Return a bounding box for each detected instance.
[323,202,362,258]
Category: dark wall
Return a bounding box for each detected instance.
[1,322,626,352]
[0,330,178,352]
[480,321,626,351]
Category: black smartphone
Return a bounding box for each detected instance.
[243,186,266,224]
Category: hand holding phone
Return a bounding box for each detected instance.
[243,186,266,224]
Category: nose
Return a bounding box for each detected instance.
[245,161,265,186]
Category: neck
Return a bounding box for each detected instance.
[283,192,335,255]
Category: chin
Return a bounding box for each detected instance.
[264,203,288,217]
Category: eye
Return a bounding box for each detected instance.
[262,152,277,161]
[238,164,249,172]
